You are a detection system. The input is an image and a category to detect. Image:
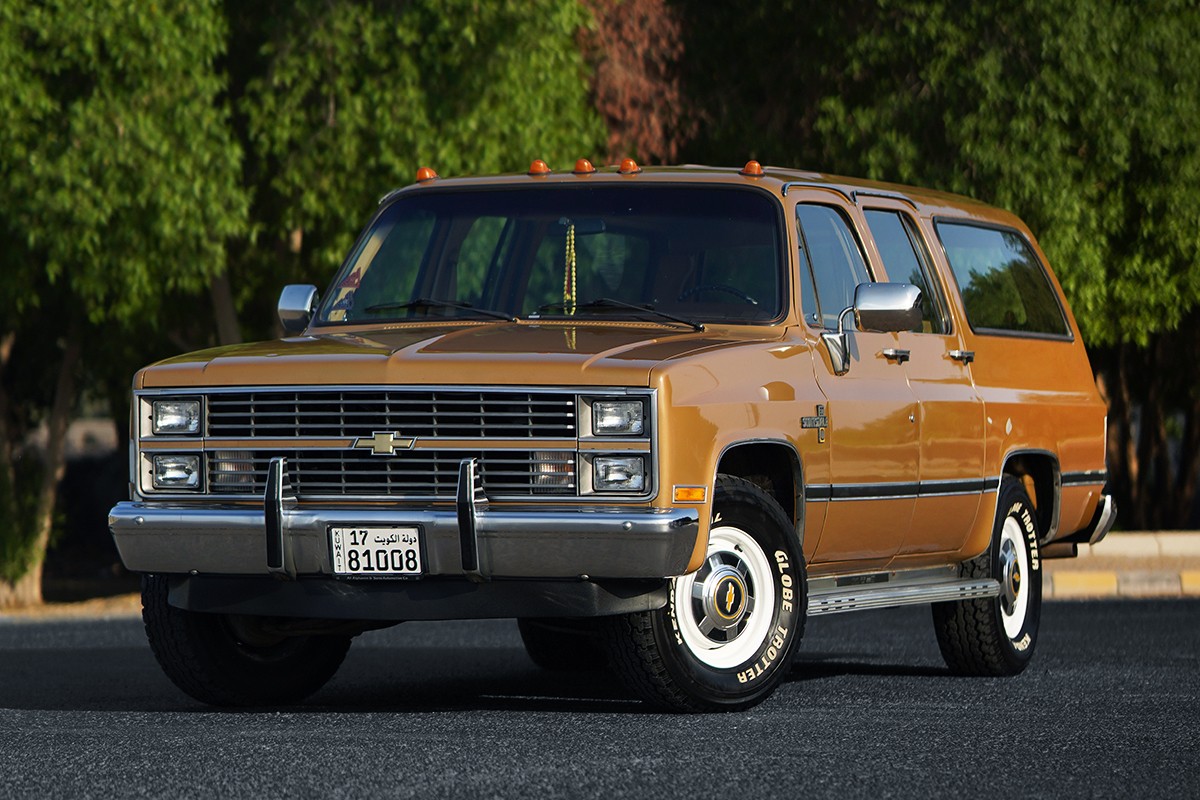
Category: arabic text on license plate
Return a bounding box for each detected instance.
[330,526,422,576]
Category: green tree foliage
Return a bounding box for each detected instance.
[227,0,606,321]
[678,0,1200,527]
[0,0,247,605]
[812,0,1200,349]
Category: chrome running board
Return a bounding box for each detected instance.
[807,568,1000,616]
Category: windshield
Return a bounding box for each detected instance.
[317,185,785,326]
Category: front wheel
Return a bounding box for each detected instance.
[932,477,1042,675]
[603,475,806,712]
[141,575,351,706]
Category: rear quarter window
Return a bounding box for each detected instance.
[936,221,1070,337]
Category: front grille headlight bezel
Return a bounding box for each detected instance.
[131,387,658,501]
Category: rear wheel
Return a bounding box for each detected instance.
[603,475,806,712]
[142,574,351,706]
[932,477,1042,675]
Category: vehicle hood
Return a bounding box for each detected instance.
[137,323,783,388]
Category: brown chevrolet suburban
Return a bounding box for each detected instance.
[110,159,1114,711]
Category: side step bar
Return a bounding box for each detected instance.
[808,577,1000,616]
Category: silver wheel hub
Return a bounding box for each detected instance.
[1000,538,1021,613]
[699,563,751,632]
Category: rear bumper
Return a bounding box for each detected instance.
[1058,493,1117,547]
[1081,493,1117,545]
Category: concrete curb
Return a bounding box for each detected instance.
[1043,532,1200,600]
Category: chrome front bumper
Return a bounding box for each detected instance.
[109,458,700,580]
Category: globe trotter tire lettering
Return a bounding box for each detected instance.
[932,477,1043,676]
[603,474,807,712]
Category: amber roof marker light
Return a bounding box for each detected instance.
[740,160,764,177]
[573,158,597,175]
[618,158,642,175]
[415,166,439,183]
[528,159,552,176]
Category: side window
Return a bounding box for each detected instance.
[936,221,1070,337]
[796,204,872,329]
[864,209,948,334]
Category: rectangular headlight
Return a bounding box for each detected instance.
[593,455,646,492]
[152,399,201,435]
[152,454,201,490]
[592,399,645,436]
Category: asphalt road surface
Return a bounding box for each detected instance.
[1,600,1197,799]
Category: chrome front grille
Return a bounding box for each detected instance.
[208,449,577,498]
[207,390,576,439]
[199,388,583,499]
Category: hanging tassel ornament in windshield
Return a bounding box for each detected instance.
[563,222,577,350]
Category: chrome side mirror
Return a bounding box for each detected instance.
[854,282,922,333]
[822,283,922,376]
[278,284,319,335]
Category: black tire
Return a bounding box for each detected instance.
[602,475,806,712]
[517,618,606,672]
[932,477,1043,676]
[141,574,351,706]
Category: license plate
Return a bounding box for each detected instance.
[329,526,423,577]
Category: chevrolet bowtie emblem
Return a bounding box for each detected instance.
[353,431,416,455]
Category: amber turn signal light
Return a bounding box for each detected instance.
[673,486,707,503]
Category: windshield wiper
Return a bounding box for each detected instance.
[365,297,516,322]
[533,297,704,332]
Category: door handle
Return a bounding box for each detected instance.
[882,348,910,364]
[949,349,975,364]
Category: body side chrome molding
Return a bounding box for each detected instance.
[804,477,1001,502]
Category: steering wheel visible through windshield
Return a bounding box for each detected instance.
[317,185,786,327]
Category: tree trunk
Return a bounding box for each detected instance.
[0,332,37,610]
[0,321,82,609]
[0,569,41,609]
[1115,345,1142,528]
[210,272,242,346]
[0,332,16,498]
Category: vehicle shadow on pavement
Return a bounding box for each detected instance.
[0,635,641,714]
[0,643,188,712]
[314,643,643,714]
[0,615,959,714]
[789,652,951,681]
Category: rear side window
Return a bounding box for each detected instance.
[796,204,872,329]
[936,221,1070,337]
[864,209,948,334]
